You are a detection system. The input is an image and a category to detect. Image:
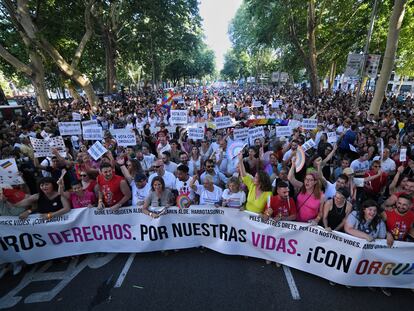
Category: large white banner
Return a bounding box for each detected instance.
[0,206,413,288]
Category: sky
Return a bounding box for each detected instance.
[199,0,243,71]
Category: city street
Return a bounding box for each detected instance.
[0,249,412,311]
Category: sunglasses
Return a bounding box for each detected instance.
[206,166,214,168]
[80,174,87,177]
[153,165,161,168]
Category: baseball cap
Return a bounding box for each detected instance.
[343,168,354,175]
[134,173,147,182]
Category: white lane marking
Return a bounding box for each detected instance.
[114,253,136,288]
[282,265,301,300]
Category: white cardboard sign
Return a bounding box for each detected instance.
[0,158,24,186]
[112,129,136,147]
[233,128,249,141]
[276,126,292,138]
[170,110,188,125]
[302,139,316,152]
[83,126,103,141]
[248,127,265,141]
[327,132,338,143]
[72,112,81,121]
[58,122,82,136]
[302,118,318,130]
[214,116,233,129]
[188,127,204,140]
[87,141,108,161]
[82,120,99,128]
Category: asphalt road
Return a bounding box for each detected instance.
[0,249,412,311]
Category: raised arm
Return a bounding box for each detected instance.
[322,144,337,165]
[117,157,133,183]
[389,166,404,193]
[237,152,247,177]
[288,157,303,189]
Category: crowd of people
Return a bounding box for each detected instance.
[0,86,414,295]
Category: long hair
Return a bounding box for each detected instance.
[358,200,381,232]
[300,172,322,199]
[257,171,272,192]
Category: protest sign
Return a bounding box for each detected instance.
[242,107,250,114]
[272,99,282,109]
[58,122,82,136]
[233,128,249,141]
[87,141,108,161]
[327,132,338,143]
[213,104,221,112]
[72,112,81,121]
[82,120,98,128]
[187,127,204,140]
[276,126,292,138]
[29,137,66,158]
[302,118,318,130]
[400,148,407,162]
[83,126,103,141]
[288,120,301,129]
[248,127,264,141]
[214,116,233,129]
[252,100,262,108]
[0,158,24,186]
[302,139,316,152]
[170,110,188,125]
[111,129,136,147]
[1,207,413,289]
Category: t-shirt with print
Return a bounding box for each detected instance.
[385,209,414,241]
[222,189,246,208]
[195,185,223,205]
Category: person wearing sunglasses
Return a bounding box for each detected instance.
[147,159,176,190]
[175,164,196,203]
[200,159,228,188]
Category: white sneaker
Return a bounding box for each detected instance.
[381,287,391,297]
[276,263,281,267]
[265,260,271,265]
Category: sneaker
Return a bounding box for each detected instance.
[265,260,271,265]
[329,281,336,286]
[275,263,281,268]
[345,285,352,289]
[381,287,391,297]
[368,287,376,292]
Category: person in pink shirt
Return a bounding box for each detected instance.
[288,158,325,224]
[58,178,96,209]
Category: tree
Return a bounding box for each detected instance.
[369,0,406,115]
[231,0,371,96]
[1,0,99,108]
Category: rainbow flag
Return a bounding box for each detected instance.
[161,90,175,109]
[245,119,289,126]
[1,160,12,169]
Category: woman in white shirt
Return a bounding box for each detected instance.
[189,146,202,174]
[222,177,246,208]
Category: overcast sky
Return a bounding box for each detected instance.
[199,0,243,71]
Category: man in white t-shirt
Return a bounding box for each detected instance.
[190,175,222,205]
[148,159,176,189]
[156,132,171,157]
[350,151,370,178]
[140,144,156,173]
[373,148,396,175]
[131,173,151,206]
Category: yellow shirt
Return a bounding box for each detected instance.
[242,175,272,213]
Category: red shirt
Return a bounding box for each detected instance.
[97,174,125,207]
[266,195,296,219]
[385,209,414,241]
[364,170,388,194]
[3,188,26,204]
